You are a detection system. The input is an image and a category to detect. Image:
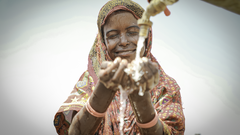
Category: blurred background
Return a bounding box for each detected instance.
[0,0,239,135]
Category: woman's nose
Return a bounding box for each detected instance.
[119,33,128,46]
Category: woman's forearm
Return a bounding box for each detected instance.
[69,81,116,135]
[128,91,163,135]
[69,106,103,135]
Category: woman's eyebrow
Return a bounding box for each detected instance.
[126,25,140,30]
[106,29,118,35]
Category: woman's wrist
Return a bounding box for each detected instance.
[136,110,158,128]
[129,91,164,135]
[89,81,116,113]
[128,91,156,123]
[86,98,106,117]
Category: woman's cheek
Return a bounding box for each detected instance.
[107,42,116,51]
[106,42,117,59]
[131,35,139,44]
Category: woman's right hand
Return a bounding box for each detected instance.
[99,57,128,91]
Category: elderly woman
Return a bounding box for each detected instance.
[54,0,185,135]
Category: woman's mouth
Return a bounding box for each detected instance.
[115,49,136,57]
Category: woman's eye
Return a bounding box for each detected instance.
[127,31,139,36]
[108,35,118,39]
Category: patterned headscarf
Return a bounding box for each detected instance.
[54,0,185,135]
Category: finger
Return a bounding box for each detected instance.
[148,61,158,75]
[112,59,128,84]
[152,62,160,85]
[121,73,131,90]
[142,57,157,90]
[106,57,121,76]
[148,61,160,86]
[101,61,112,69]
[129,73,137,91]
[121,73,128,89]
[99,58,121,83]
[146,61,159,90]
[130,59,136,66]
[125,63,133,75]
[126,78,131,90]
[154,70,160,86]
[145,75,155,90]
[99,70,110,82]
[138,69,147,91]
[99,62,115,82]
[142,57,153,80]
[146,61,160,87]
[141,81,147,93]
[152,62,159,68]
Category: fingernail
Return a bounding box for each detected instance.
[114,57,121,64]
[108,62,113,67]
[121,59,128,65]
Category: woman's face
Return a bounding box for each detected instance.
[103,11,145,62]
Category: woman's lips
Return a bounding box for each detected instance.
[115,49,136,57]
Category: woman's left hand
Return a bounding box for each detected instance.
[126,57,160,94]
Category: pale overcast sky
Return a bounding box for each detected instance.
[0,0,240,135]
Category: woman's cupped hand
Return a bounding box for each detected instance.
[99,57,159,94]
[99,57,127,91]
[126,57,160,94]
